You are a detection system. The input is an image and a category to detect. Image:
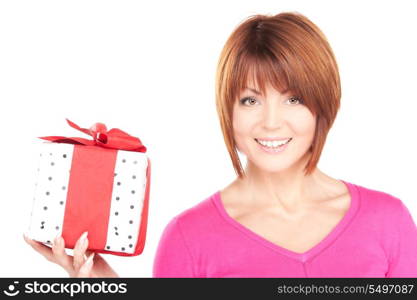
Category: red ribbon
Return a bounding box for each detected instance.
[39,118,147,153]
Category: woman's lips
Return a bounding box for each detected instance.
[254,138,291,154]
[255,137,291,141]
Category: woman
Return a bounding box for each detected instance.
[24,12,417,278]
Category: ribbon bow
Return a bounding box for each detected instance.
[39,119,147,153]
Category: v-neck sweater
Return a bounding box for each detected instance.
[152,180,417,277]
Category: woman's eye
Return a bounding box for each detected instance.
[239,96,303,106]
[287,96,303,105]
[240,96,258,106]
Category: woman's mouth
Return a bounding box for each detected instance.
[254,138,292,154]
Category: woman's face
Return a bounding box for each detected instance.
[233,81,316,173]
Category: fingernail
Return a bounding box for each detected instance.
[79,231,88,245]
[53,234,61,246]
[83,233,89,247]
[81,231,88,239]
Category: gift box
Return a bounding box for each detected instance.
[26,119,151,256]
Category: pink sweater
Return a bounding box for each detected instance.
[153,180,417,277]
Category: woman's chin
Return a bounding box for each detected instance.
[249,159,295,174]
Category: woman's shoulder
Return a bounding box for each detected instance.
[350,180,410,218]
[166,191,223,233]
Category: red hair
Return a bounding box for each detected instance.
[215,12,341,178]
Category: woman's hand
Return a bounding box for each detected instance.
[23,232,119,278]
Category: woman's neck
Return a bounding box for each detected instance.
[234,156,342,214]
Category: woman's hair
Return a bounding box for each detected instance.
[215,11,341,179]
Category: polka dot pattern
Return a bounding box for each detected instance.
[105,151,148,254]
[27,141,149,255]
[27,142,73,244]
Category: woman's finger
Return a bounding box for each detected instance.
[51,235,73,270]
[76,253,94,278]
[84,251,119,277]
[23,234,55,263]
[73,232,89,272]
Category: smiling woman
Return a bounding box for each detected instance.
[215,12,341,178]
[151,11,417,278]
[233,82,316,172]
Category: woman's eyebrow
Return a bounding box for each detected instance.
[245,87,262,95]
[245,87,290,95]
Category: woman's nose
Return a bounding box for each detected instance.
[262,103,284,129]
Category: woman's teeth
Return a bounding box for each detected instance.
[255,138,292,148]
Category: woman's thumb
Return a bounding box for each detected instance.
[77,253,95,278]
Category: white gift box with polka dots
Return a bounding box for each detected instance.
[26,141,151,256]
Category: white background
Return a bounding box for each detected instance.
[1,0,416,277]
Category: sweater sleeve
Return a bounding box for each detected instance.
[386,200,417,277]
[152,216,196,277]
